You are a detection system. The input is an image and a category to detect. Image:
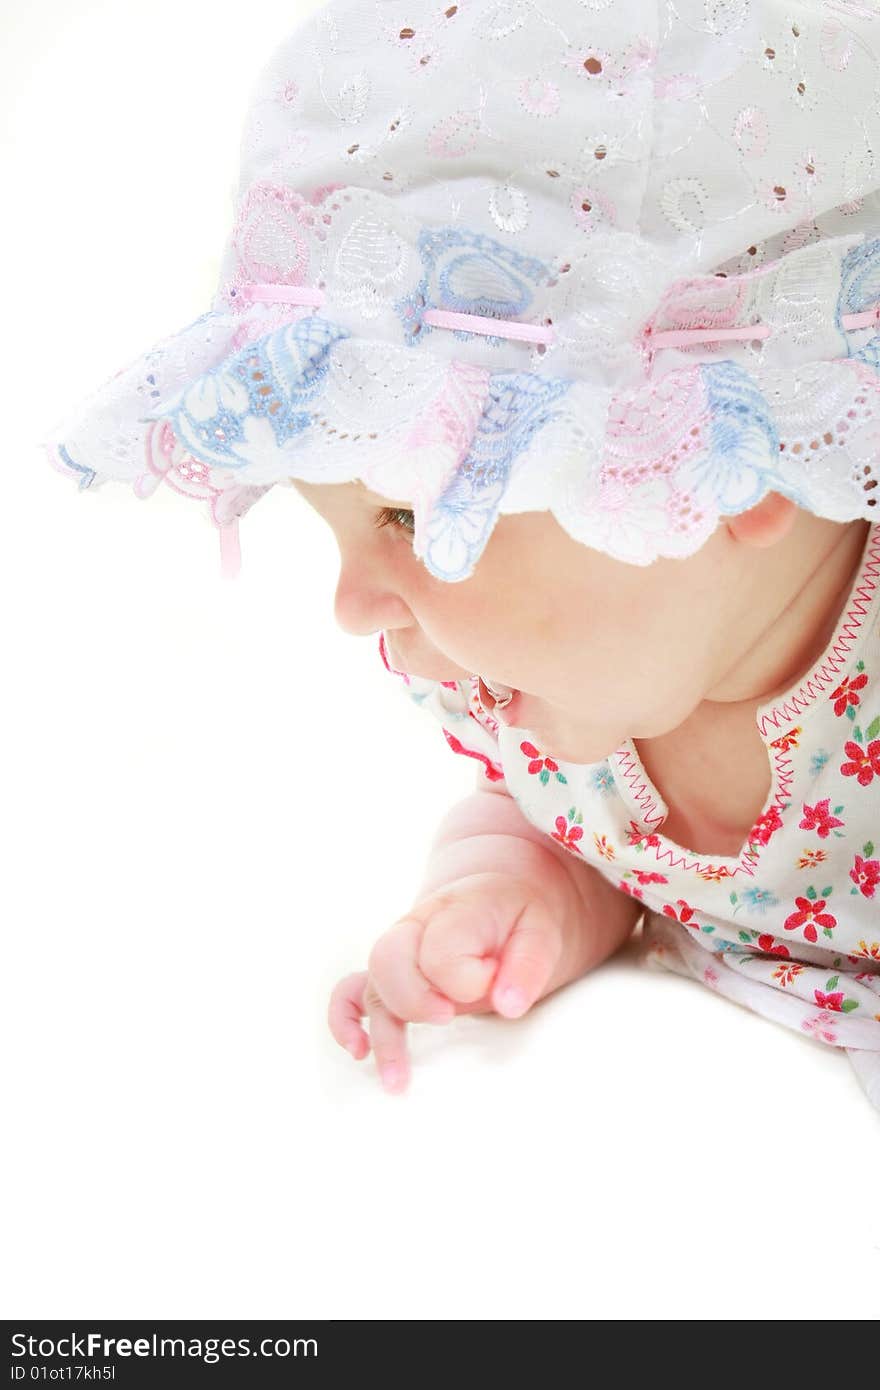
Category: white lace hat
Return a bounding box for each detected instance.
[44,0,880,580]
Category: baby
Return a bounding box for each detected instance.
[297,479,877,1094]
[44,0,880,1108]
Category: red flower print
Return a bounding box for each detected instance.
[519,740,567,786]
[840,737,880,787]
[796,848,828,869]
[815,976,860,1014]
[783,894,837,944]
[662,898,696,925]
[757,934,790,958]
[798,797,845,838]
[829,668,868,717]
[853,940,880,961]
[625,819,661,849]
[814,988,845,1011]
[632,870,669,886]
[619,881,644,900]
[769,726,802,753]
[749,805,784,846]
[550,809,584,855]
[801,1010,838,1044]
[521,740,554,773]
[773,961,805,986]
[850,852,880,899]
[698,865,733,883]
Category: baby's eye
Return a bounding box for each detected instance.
[374,506,415,539]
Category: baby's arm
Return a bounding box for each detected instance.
[329,774,643,1090]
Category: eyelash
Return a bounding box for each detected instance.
[374,507,415,538]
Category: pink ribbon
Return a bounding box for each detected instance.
[241,281,880,349]
[646,300,880,349]
[240,283,555,344]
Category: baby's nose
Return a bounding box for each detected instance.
[333,579,410,638]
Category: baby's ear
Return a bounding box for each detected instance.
[724,491,798,548]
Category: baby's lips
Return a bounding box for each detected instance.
[477,675,516,711]
[477,675,524,728]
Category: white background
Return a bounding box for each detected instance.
[3,0,879,1320]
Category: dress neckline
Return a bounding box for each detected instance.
[612,521,880,871]
[753,520,880,740]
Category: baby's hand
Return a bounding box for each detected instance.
[328,872,569,1094]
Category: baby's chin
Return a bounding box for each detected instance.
[512,700,625,766]
[525,733,621,766]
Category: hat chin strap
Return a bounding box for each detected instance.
[215,518,241,580]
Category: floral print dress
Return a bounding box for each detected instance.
[381,522,880,1113]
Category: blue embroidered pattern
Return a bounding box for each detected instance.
[422,370,573,582]
[56,443,96,490]
[395,226,554,348]
[838,236,880,372]
[148,316,350,470]
[696,360,790,513]
[810,749,832,778]
[591,763,618,796]
[736,886,780,915]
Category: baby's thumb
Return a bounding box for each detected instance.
[490,897,561,1019]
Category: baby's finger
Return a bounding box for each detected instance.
[490,897,563,1019]
[368,918,457,1025]
[327,972,371,1059]
[363,981,410,1094]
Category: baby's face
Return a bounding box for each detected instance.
[292,478,742,762]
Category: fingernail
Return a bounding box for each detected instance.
[381,1063,407,1093]
[497,986,528,1018]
